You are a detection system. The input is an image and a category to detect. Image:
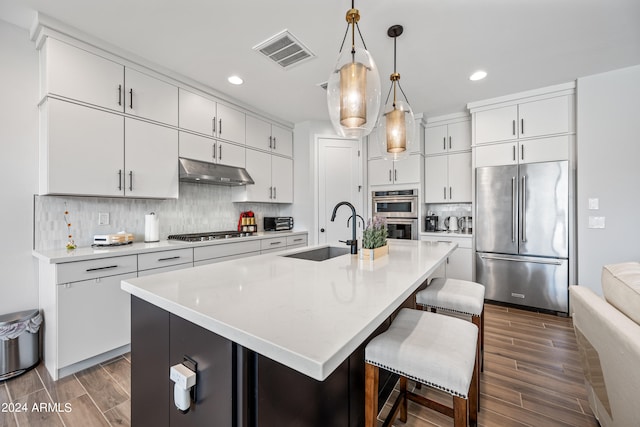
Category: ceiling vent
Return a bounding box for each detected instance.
[253,30,315,69]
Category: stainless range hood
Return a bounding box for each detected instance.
[178,158,254,186]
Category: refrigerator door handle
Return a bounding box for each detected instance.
[521,175,527,242]
[511,177,517,242]
[479,254,563,266]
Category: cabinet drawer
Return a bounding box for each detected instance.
[261,237,287,251]
[56,255,137,284]
[138,248,193,271]
[287,235,308,247]
[194,240,261,262]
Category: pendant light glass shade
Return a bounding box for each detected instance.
[376,98,415,160]
[327,6,381,139]
[375,25,415,161]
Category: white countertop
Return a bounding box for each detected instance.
[32,230,308,264]
[121,239,456,381]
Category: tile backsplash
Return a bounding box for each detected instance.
[34,182,282,251]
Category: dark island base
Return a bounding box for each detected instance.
[131,296,400,427]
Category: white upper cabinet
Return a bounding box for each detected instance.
[424,119,471,155]
[42,38,124,112]
[124,118,178,199]
[40,98,178,198]
[473,92,574,144]
[179,132,245,168]
[233,149,293,203]
[42,38,178,126]
[124,68,178,126]
[179,90,246,145]
[424,152,471,203]
[179,89,217,135]
[246,115,293,158]
[369,155,422,186]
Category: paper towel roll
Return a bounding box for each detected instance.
[145,212,159,242]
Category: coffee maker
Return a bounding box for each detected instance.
[425,215,438,232]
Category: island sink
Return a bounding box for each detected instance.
[283,246,351,261]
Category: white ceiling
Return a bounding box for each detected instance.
[2,0,640,125]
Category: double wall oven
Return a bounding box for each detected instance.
[372,189,419,240]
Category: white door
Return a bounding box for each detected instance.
[244,149,272,202]
[271,156,293,203]
[125,68,178,126]
[318,138,363,246]
[475,104,518,144]
[424,155,448,202]
[179,89,216,135]
[393,154,422,185]
[245,115,272,151]
[271,125,293,158]
[368,158,393,186]
[216,103,245,144]
[448,152,472,203]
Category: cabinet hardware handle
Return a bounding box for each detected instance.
[449,136,452,149]
[273,137,276,150]
[158,256,180,262]
[212,143,216,160]
[512,145,516,161]
[521,144,524,160]
[293,238,303,242]
[511,177,517,242]
[213,117,216,133]
[118,169,122,191]
[480,254,562,265]
[219,144,222,160]
[129,88,133,109]
[219,119,222,134]
[86,265,118,272]
[389,170,392,182]
[512,120,515,135]
[118,85,122,106]
[437,240,452,243]
[449,187,452,199]
[129,171,133,191]
[521,175,527,242]
[269,136,272,149]
[394,169,398,181]
[270,241,282,245]
[443,137,446,150]
[269,186,273,199]
[273,187,277,199]
[521,118,524,135]
[443,187,447,199]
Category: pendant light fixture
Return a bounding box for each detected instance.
[376,25,415,161]
[327,1,381,139]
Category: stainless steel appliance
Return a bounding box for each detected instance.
[444,216,459,232]
[167,231,254,242]
[458,216,473,234]
[475,161,570,313]
[264,217,294,231]
[372,190,418,240]
[425,215,438,232]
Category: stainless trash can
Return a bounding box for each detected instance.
[0,309,42,380]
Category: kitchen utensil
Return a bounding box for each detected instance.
[444,216,459,232]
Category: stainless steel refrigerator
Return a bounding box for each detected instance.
[475,161,569,313]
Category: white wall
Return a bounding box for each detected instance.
[0,19,39,314]
[576,64,640,295]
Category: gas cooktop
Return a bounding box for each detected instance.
[167,231,255,242]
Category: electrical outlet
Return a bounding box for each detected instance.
[588,198,599,210]
[98,212,110,226]
[588,216,605,229]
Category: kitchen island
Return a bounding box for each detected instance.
[121,239,456,427]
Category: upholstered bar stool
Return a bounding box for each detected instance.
[416,277,485,371]
[365,308,479,427]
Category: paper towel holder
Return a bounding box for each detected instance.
[145,212,160,243]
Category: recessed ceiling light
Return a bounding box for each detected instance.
[228,75,244,85]
[469,70,487,81]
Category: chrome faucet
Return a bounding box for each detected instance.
[330,201,358,254]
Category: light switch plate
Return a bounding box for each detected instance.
[98,212,110,226]
[588,216,605,229]
[588,198,599,210]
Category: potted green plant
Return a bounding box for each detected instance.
[360,216,389,260]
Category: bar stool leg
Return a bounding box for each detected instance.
[400,376,408,422]
[470,348,479,425]
[365,363,379,427]
[453,396,467,427]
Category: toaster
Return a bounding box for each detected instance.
[264,217,294,231]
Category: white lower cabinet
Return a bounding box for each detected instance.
[57,272,136,368]
[420,235,473,281]
[260,237,287,254]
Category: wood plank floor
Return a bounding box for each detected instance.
[0,303,598,427]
